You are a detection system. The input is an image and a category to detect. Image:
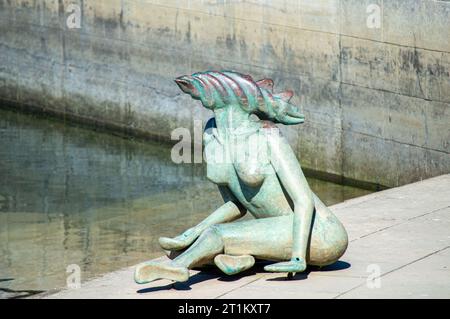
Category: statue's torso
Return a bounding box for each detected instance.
[203,121,338,223]
[204,126,294,218]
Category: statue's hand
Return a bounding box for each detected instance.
[159,227,199,251]
[264,258,307,273]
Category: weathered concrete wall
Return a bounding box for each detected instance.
[0,0,449,187]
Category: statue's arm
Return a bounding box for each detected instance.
[265,132,314,273]
[159,186,246,251]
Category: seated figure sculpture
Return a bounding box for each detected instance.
[134,71,348,284]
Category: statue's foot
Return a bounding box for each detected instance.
[134,261,189,284]
[214,254,255,275]
[264,258,307,273]
[159,228,198,250]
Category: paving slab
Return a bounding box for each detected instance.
[43,174,450,299]
[339,247,450,299]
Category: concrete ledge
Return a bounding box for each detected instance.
[42,174,450,299]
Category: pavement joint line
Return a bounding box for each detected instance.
[214,274,268,299]
[350,205,450,243]
[406,205,450,222]
[307,272,365,279]
[333,245,450,299]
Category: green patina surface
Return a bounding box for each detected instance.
[134,71,349,284]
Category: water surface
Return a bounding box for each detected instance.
[0,109,372,297]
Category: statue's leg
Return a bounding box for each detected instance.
[135,217,291,284]
[135,226,224,284]
[216,215,293,261]
[164,252,255,276]
[135,215,292,284]
[216,212,347,267]
[164,251,255,276]
[135,212,347,284]
[214,254,255,275]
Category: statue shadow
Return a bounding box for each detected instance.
[136,267,224,294]
[265,260,351,281]
[137,266,260,294]
[136,260,351,293]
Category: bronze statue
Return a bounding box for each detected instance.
[134,71,348,283]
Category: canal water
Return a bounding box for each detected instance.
[0,108,372,297]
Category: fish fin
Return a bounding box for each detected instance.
[276,114,305,125]
[282,114,304,125]
[274,90,294,102]
[241,74,254,82]
[256,79,274,92]
[286,104,303,118]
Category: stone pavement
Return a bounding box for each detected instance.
[43,174,450,299]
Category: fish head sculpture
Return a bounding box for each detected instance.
[175,75,201,99]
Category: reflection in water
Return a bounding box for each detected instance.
[0,109,372,296]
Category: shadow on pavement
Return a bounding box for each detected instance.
[136,260,351,293]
